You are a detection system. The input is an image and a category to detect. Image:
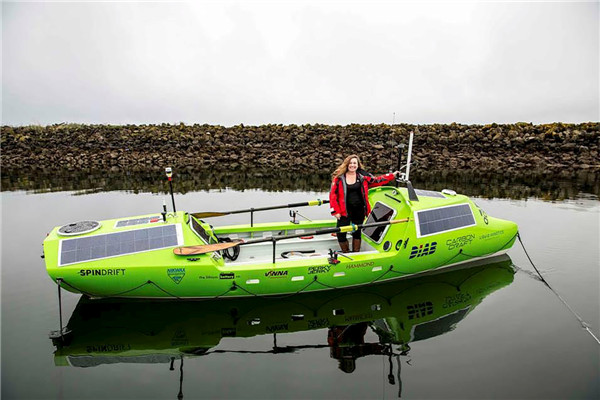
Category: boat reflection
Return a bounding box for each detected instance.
[52,255,515,397]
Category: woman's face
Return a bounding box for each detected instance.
[348,158,359,172]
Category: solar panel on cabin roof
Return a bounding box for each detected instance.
[417,204,475,237]
[115,216,162,228]
[59,224,179,266]
[414,189,446,199]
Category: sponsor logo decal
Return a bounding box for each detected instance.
[167,268,186,284]
[265,270,288,278]
[171,329,188,346]
[199,275,218,280]
[221,327,236,337]
[266,323,289,333]
[344,313,374,323]
[409,242,437,259]
[78,268,125,277]
[408,302,433,320]
[443,293,472,308]
[479,230,504,241]
[308,265,331,274]
[477,206,489,224]
[219,272,235,280]
[86,344,131,353]
[308,318,330,329]
[446,234,475,250]
[345,261,375,270]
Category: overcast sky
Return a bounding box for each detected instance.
[2,1,598,126]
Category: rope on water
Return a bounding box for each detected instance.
[517,232,600,345]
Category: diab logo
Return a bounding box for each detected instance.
[167,268,186,284]
[409,242,437,259]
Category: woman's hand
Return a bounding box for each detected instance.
[334,213,341,220]
[393,171,401,178]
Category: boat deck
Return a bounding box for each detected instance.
[218,233,376,265]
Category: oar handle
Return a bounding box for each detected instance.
[192,199,330,219]
[229,199,330,214]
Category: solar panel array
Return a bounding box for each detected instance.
[414,189,446,199]
[417,204,475,236]
[115,216,161,228]
[60,224,179,266]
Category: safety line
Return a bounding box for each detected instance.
[517,232,600,345]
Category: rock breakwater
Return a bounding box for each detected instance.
[2,122,598,174]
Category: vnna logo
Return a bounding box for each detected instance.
[265,270,288,277]
[409,242,437,259]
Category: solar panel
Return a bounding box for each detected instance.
[59,224,182,266]
[363,202,396,243]
[115,216,162,228]
[414,189,445,199]
[190,217,215,244]
[416,204,475,237]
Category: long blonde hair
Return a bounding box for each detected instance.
[332,154,364,181]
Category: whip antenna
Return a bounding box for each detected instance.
[406,131,414,182]
[165,167,176,213]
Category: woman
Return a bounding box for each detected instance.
[329,155,399,253]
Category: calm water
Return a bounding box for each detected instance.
[1,179,599,399]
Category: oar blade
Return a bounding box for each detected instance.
[190,211,229,219]
[173,240,242,256]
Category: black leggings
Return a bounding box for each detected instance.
[336,203,365,243]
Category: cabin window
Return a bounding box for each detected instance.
[59,224,182,266]
[415,204,476,238]
[363,202,396,243]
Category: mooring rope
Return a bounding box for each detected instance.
[517,232,600,345]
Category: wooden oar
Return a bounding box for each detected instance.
[191,199,330,219]
[173,218,410,256]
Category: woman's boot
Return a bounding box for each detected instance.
[339,241,350,253]
[352,239,362,252]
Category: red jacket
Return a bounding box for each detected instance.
[329,170,395,217]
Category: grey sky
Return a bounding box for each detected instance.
[2,1,598,126]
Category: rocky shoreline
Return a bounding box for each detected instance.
[2,122,598,174]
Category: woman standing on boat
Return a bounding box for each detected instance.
[329,155,399,252]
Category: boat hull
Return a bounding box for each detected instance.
[44,187,518,299]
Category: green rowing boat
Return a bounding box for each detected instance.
[43,184,518,299]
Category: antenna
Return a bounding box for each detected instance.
[165,167,176,213]
[405,131,414,182]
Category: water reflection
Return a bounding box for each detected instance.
[3,168,597,200]
[52,255,515,398]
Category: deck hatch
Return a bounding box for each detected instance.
[415,204,475,237]
[59,224,181,266]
